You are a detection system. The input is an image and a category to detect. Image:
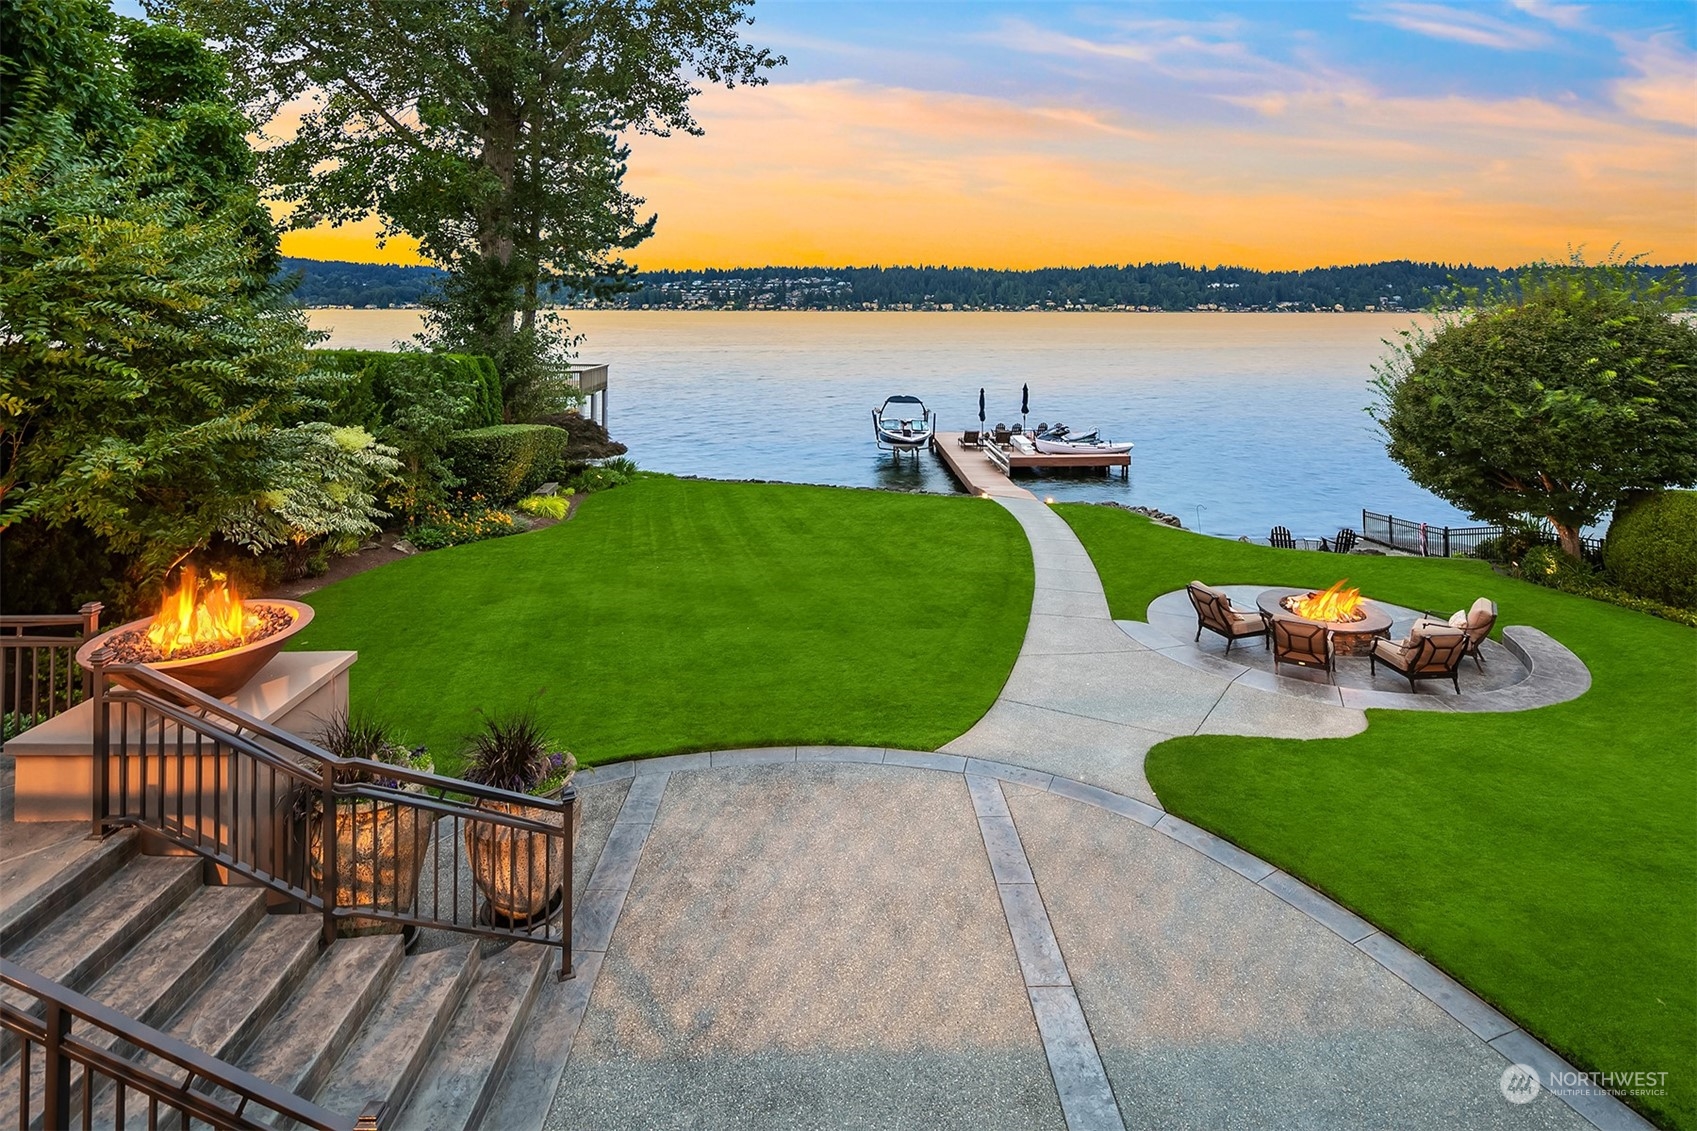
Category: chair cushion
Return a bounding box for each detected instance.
[1448,610,1468,629]
[1468,597,1496,630]
[1373,637,1409,664]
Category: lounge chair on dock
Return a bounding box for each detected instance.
[958,430,982,449]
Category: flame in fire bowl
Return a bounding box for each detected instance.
[76,574,314,699]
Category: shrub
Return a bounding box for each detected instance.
[309,349,500,431]
[1521,545,1596,589]
[517,494,571,521]
[1603,490,1697,610]
[298,711,434,816]
[565,457,637,495]
[445,424,570,503]
[405,496,519,550]
[1517,543,1697,628]
[462,708,574,796]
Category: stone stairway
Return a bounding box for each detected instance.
[0,819,567,1131]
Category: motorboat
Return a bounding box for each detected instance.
[872,395,935,451]
[1032,422,1132,455]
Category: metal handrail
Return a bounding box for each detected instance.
[1,603,101,726]
[88,654,576,979]
[1,958,375,1131]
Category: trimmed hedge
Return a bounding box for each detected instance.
[1603,490,1697,610]
[445,424,570,503]
[309,349,502,430]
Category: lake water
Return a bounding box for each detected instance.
[307,308,1473,539]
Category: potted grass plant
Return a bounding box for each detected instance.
[302,712,436,936]
[461,709,578,925]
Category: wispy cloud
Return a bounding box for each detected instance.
[1356,3,1549,50]
[1508,0,1590,31]
[1612,33,1697,127]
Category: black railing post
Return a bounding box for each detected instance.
[77,602,103,705]
[560,786,576,981]
[1443,527,1451,558]
[321,760,338,949]
[89,648,113,839]
[43,1001,72,1131]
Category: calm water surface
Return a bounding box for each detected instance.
[308,309,1471,539]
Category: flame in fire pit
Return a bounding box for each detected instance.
[1291,579,1365,623]
[146,569,261,658]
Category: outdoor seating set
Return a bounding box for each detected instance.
[1186,581,1497,693]
[1269,526,1358,553]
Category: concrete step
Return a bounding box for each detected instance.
[1,885,268,1130]
[0,855,201,1063]
[390,943,553,1131]
[90,914,324,1130]
[0,827,138,953]
[0,853,200,988]
[479,951,600,1131]
[312,944,481,1123]
[159,915,325,1064]
[229,934,405,1106]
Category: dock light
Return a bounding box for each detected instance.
[1044,496,1055,504]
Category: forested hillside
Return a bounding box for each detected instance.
[282,257,1696,312]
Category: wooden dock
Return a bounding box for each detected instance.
[931,433,1035,499]
[933,432,1129,499]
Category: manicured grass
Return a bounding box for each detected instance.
[1057,503,1697,1130]
[293,476,1031,771]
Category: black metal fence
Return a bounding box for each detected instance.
[88,656,577,979]
[1,603,102,729]
[1,958,373,1131]
[1361,511,1603,558]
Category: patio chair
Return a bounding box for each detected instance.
[1269,526,1296,549]
[992,424,1011,445]
[1414,596,1497,671]
[1268,613,1334,682]
[1333,528,1358,554]
[958,430,982,449]
[1186,581,1270,654]
[1369,622,1469,694]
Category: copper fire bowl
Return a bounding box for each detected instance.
[75,601,315,699]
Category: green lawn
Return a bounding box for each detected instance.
[1057,503,1697,1130]
[292,476,1031,771]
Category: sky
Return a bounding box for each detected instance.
[262,1,1697,271]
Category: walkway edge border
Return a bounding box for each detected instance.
[574,749,1654,1131]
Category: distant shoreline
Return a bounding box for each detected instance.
[300,305,1418,315]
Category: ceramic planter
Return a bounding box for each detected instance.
[308,800,437,935]
[464,789,579,925]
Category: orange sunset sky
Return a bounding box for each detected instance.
[276,1,1697,271]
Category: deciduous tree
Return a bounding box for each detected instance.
[158,0,781,411]
[1371,258,1697,558]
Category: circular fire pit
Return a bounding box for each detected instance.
[76,600,314,699]
[1256,588,1391,656]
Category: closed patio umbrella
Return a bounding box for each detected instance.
[1021,383,1029,429]
[978,388,986,427]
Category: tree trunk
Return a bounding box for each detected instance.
[473,1,527,358]
[1549,518,1583,559]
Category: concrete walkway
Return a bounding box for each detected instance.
[528,498,1640,1131]
[942,497,1366,804]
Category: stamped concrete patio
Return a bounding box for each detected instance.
[496,496,1632,1131]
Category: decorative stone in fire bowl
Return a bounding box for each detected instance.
[76,600,315,699]
[1256,587,1391,657]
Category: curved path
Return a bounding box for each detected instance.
[515,498,1638,1131]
